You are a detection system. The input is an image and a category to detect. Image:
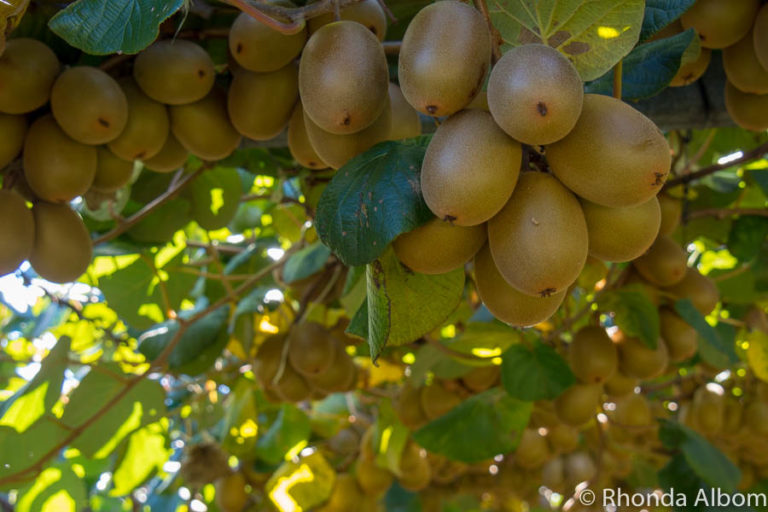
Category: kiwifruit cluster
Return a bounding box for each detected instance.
[388,0,670,329]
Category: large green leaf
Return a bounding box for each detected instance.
[599,285,660,349]
[15,463,87,512]
[282,242,332,283]
[674,299,737,363]
[501,341,575,401]
[727,216,768,262]
[110,422,171,496]
[48,0,184,55]
[315,140,432,266]
[640,0,696,41]
[256,404,312,465]
[488,0,645,81]
[0,420,70,482]
[413,388,532,463]
[188,166,243,231]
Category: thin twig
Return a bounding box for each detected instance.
[686,207,768,220]
[474,0,501,64]
[665,140,768,187]
[224,0,363,34]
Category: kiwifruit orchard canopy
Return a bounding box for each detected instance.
[0,1,767,512]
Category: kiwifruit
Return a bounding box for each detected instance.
[554,383,601,426]
[29,202,92,283]
[488,172,588,297]
[306,344,357,393]
[692,386,724,434]
[487,44,584,145]
[316,473,364,512]
[657,193,682,235]
[547,94,671,208]
[387,83,421,141]
[541,457,566,490]
[419,382,461,420]
[228,63,298,141]
[393,218,485,274]
[546,424,580,454]
[744,401,768,436]
[632,235,688,287]
[133,40,215,105]
[0,190,34,275]
[287,104,328,169]
[273,363,312,402]
[670,48,712,87]
[421,109,521,226]
[0,113,25,168]
[569,326,618,384]
[142,133,189,173]
[565,452,596,484]
[398,0,490,116]
[170,90,242,160]
[473,244,566,327]
[300,21,388,134]
[680,0,759,49]
[228,10,307,73]
[612,393,652,428]
[460,365,500,392]
[23,115,97,203]
[287,322,337,377]
[724,28,768,94]
[394,384,429,430]
[214,472,248,512]
[659,307,698,362]
[755,4,768,71]
[304,97,391,169]
[604,371,638,397]
[0,38,60,114]
[91,147,134,192]
[309,0,387,41]
[397,441,431,491]
[355,456,393,495]
[108,80,169,161]
[514,428,550,469]
[50,66,128,145]
[724,80,768,131]
[180,442,231,487]
[254,334,287,386]
[582,196,661,263]
[745,306,768,333]
[615,331,669,380]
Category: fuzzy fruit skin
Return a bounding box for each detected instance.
[421,109,521,226]
[659,307,698,362]
[214,472,248,512]
[287,322,336,377]
[393,218,486,274]
[725,81,768,131]
[300,21,388,135]
[134,40,215,105]
[661,267,719,315]
[473,244,566,327]
[398,0,490,117]
[142,134,189,173]
[616,332,669,380]
[388,83,421,141]
[554,383,602,427]
[670,48,711,87]
[632,235,687,287]
[488,172,588,297]
[547,94,671,208]
[680,0,759,49]
[91,147,134,192]
[229,11,307,73]
[569,326,618,384]
[0,38,60,114]
[287,104,329,169]
[582,196,661,263]
[0,113,26,168]
[657,193,682,235]
[723,28,768,94]
[755,4,768,71]
[109,80,169,162]
[0,190,34,276]
[488,44,584,145]
[309,0,387,41]
[30,202,93,283]
[170,90,242,161]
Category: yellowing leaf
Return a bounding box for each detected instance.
[747,330,768,382]
[266,452,336,512]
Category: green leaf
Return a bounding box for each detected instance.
[188,167,243,231]
[48,0,183,55]
[126,198,191,245]
[413,388,532,463]
[111,422,171,496]
[727,216,768,262]
[600,285,660,348]
[0,420,70,481]
[282,242,332,283]
[16,464,87,512]
[256,404,312,465]
[316,140,432,266]
[674,299,737,363]
[265,452,336,511]
[585,29,696,100]
[364,249,465,361]
[658,454,707,511]
[640,0,696,41]
[488,0,645,81]
[501,341,575,400]
[374,399,411,474]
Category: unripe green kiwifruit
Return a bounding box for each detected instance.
[488,172,588,297]
[29,202,92,283]
[421,109,521,226]
[309,0,387,41]
[304,97,391,169]
[612,393,652,428]
[51,66,128,145]
[397,441,431,491]
[300,21,388,135]
[755,5,768,71]
[474,244,566,327]
[108,79,169,161]
[316,473,364,512]
[229,10,307,73]
[142,133,189,173]
[273,362,312,402]
[228,63,298,141]
[398,0,490,116]
[460,365,499,392]
[419,382,461,420]
[657,193,682,235]
[287,322,337,377]
[514,428,550,469]
[0,112,25,168]
[134,40,215,105]
[659,307,698,362]
[393,218,486,274]
[554,383,601,427]
[254,334,287,387]
[724,80,768,131]
[632,235,688,287]
[23,116,97,203]
[170,90,242,160]
[615,331,669,380]
[355,456,393,495]
[0,38,60,114]
[214,471,248,512]
[669,48,712,87]
[569,326,618,384]
[692,386,724,435]
[388,83,421,141]
[680,0,759,49]
[547,94,671,208]
[582,196,661,263]
[287,104,328,169]
[394,384,429,430]
[0,190,34,275]
[487,44,584,145]
[91,147,134,192]
[724,28,768,94]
